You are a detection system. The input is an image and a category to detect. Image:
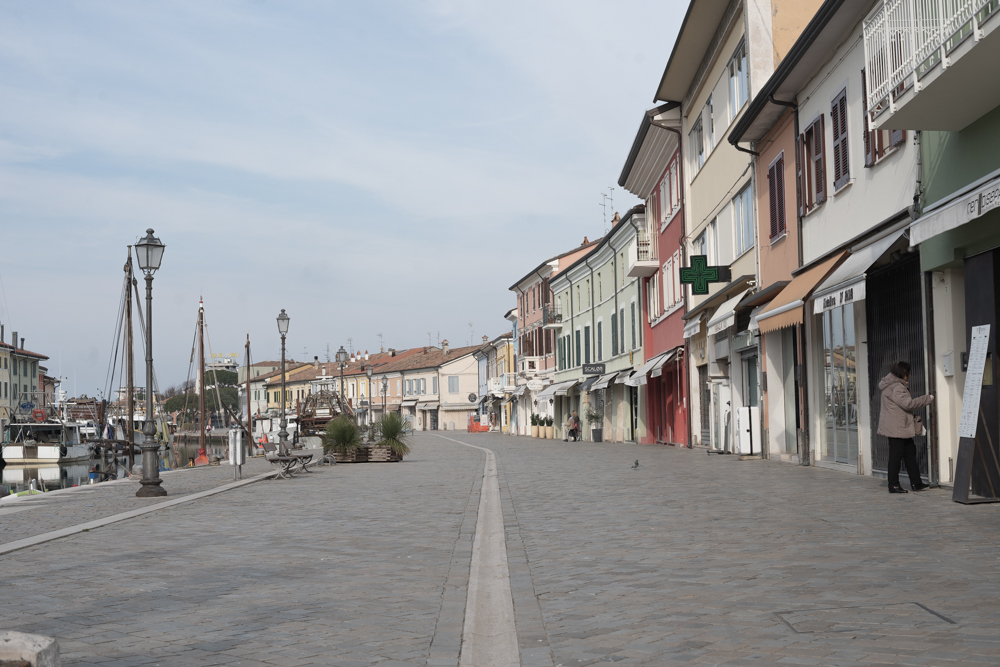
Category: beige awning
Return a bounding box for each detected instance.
[755,251,848,334]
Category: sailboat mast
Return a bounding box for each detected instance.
[198,298,206,455]
[246,335,252,443]
[125,247,135,469]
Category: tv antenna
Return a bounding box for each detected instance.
[347,337,354,356]
[599,193,608,234]
[428,331,432,347]
[468,322,474,346]
[325,344,331,362]
[378,333,384,352]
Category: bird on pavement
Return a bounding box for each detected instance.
[631,459,639,469]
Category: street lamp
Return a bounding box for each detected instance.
[366,365,373,429]
[381,375,388,416]
[336,345,348,413]
[276,309,290,454]
[135,229,166,498]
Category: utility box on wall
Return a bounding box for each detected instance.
[737,406,761,455]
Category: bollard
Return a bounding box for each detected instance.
[228,428,245,481]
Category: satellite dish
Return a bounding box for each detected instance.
[468,393,477,403]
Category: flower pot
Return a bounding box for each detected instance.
[546,426,554,439]
[591,428,603,443]
[530,425,539,438]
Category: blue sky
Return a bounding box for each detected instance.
[0,0,685,397]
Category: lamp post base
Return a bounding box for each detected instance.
[136,479,167,497]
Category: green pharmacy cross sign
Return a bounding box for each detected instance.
[679,255,732,295]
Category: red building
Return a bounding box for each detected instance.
[619,104,688,446]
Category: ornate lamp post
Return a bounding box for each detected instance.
[381,375,388,416]
[336,345,348,413]
[366,365,373,429]
[135,229,166,498]
[276,309,290,454]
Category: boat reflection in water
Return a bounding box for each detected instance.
[2,462,92,494]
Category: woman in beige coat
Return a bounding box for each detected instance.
[877,361,934,493]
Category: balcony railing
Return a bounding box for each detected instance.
[627,228,659,278]
[864,0,996,115]
[542,305,562,328]
[519,356,543,374]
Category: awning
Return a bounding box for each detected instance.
[683,313,705,339]
[579,376,599,392]
[416,402,439,410]
[615,371,634,384]
[510,386,526,396]
[747,305,767,332]
[554,379,580,396]
[755,251,848,334]
[402,398,418,407]
[910,170,1000,245]
[650,347,680,378]
[536,382,562,400]
[812,229,906,314]
[706,289,751,336]
[591,373,618,390]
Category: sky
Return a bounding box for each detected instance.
[0,0,686,398]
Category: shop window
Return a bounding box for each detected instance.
[820,304,859,465]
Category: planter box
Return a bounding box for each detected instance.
[591,428,603,443]
[545,426,554,439]
[530,425,539,438]
[331,445,402,463]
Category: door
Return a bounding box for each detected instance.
[699,365,711,446]
[629,386,639,441]
[964,249,1000,497]
[430,410,439,431]
[867,255,926,476]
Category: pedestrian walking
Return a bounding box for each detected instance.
[877,361,934,494]
[565,410,580,442]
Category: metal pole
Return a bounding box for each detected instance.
[137,273,165,497]
[246,334,251,465]
[198,301,206,459]
[125,247,135,470]
[278,333,288,454]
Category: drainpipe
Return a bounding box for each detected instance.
[584,256,598,439]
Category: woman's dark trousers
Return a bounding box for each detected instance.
[887,437,922,488]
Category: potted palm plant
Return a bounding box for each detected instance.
[530,413,539,438]
[545,415,554,439]
[322,415,362,462]
[585,403,603,443]
[373,411,411,461]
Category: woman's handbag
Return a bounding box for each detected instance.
[913,414,925,437]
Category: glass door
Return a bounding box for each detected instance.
[821,304,858,465]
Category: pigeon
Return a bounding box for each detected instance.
[631,459,639,469]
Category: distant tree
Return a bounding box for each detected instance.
[205,369,239,387]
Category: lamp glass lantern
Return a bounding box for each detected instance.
[276,309,290,335]
[336,345,348,367]
[136,228,165,274]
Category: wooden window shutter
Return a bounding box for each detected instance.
[814,116,826,203]
[830,91,849,189]
[796,134,805,215]
[890,128,905,147]
[775,156,786,235]
[861,70,873,167]
[768,161,779,238]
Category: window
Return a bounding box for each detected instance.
[690,117,705,170]
[767,152,787,239]
[448,376,459,393]
[406,379,412,395]
[557,337,565,369]
[433,376,438,394]
[421,378,427,394]
[576,285,580,312]
[620,307,626,352]
[597,321,603,361]
[31,362,36,376]
[611,313,618,356]
[798,116,826,213]
[733,184,754,256]
[665,258,674,307]
[706,95,715,151]
[584,325,591,364]
[598,273,602,301]
[575,329,581,367]
[673,250,681,304]
[861,70,905,166]
[729,41,748,119]
[630,301,637,349]
[585,279,590,307]
[831,88,850,190]
[12,359,16,376]
[649,272,660,321]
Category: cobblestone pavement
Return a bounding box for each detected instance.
[0,455,280,545]
[3,433,1000,666]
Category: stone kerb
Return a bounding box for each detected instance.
[0,631,60,667]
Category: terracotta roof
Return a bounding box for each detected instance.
[0,341,49,360]
[374,344,486,374]
[252,362,312,383]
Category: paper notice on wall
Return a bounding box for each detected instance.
[958,325,991,439]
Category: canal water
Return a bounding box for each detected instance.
[1,436,236,494]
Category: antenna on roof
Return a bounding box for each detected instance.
[468,322,474,346]
[325,344,331,363]
[347,337,353,356]
[599,193,608,234]
[608,186,615,223]
[378,333,384,353]
[428,332,432,347]
[437,332,440,347]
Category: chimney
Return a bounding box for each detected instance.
[364,350,369,361]
[12,332,17,351]
[20,337,24,350]
[582,236,589,245]
[611,212,620,227]
[390,348,396,357]
[442,339,449,354]
[482,335,488,344]
[314,356,319,369]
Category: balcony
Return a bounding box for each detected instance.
[487,374,519,395]
[864,0,1000,130]
[518,355,547,375]
[542,305,563,329]
[627,229,658,278]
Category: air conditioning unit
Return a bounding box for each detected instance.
[736,406,761,455]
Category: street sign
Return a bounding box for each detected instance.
[582,364,605,375]
[680,255,732,295]
[526,379,544,391]
[19,402,34,411]
[468,393,478,403]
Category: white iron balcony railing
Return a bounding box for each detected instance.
[627,227,659,278]
[636,228,653,262]
[503,373,518,390]
[542,305,563,329]
[864,0,996,115]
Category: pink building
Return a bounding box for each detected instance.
[509,238,600,435]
